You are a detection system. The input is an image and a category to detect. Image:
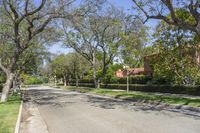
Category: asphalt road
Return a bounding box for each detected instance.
[21,86,200,133]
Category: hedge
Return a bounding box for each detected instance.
[22,75,43,85]
[109,75,152,84]
[69,79,94,84]
[68,83,95,88]
[70,83,200,96]
[69,75,152,85]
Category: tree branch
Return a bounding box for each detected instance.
[0,58,8,74]
[132,0,199,35]
[18,0,46,23]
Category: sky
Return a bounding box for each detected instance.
[48,0,159,54]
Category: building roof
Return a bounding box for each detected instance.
[128,68,145,75]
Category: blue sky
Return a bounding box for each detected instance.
[48,0,159,54]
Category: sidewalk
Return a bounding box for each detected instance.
[19,102,49,133]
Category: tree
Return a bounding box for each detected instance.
[62,4,128,87]
[49,52,90,86]
[13,43,49,90]
[88,7,125,83]
[151,21,200,85]
[131,0,200,37]
[119,17,148,68]
[0,0,75,102]
[66,53,91,87]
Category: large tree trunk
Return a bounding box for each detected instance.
[92,51,97,88]
[12,73,19,93]
[63,75,67,86]
[54,75,57,87]
[1,73,15,102]
[93,66,97,88]
[97,79,100,88]
[75,74,79,88]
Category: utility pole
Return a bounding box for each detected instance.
[123,65,130,92]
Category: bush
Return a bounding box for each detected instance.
[69,83,95,88]
[108,75,152,84]
[130,75,152,84]
[69,78,94,84]
[21,74,43,85]
[148,77,171,85]
[69,75,152,85]
[42,76,49,83]
[79,79,94,83]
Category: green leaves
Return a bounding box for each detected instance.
[49,52,91,80]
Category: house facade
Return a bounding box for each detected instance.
[115,68,148,78]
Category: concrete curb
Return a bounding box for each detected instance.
[34,105,50,133]
[15,101,23,133]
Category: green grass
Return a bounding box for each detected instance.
[63,86,200,108]
[0,94,21,133]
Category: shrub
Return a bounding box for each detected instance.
[69,78,94,84]
[109,77,120,84]
[130,75,152,84]
[69,75,152,85]
[42,76,49,83]
[69,83,95,88]
[107,75,152,84]
[148,76,171,85]
[21,74,43,85]
[79,79,94,83]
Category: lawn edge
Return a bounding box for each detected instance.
[14,101,23,133]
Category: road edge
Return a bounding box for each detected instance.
[15,100,23,133]
[35,105,50,133]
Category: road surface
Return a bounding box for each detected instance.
[20,86,200,133]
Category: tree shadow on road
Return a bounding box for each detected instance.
[23,89,79,107]
[23,89,200,120]
[85,94,200,120]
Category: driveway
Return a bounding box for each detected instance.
[20,86,200,133]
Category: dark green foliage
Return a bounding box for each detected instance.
[70,75,152,84]
[109,75,151,84]
[69,79,94,84]
[102,64,123,84]
[69,83,95,88]
[42,76,49,84]
[130,75,152,84]
[148,77,171,85]
[0,84,2,92]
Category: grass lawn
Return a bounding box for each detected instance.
[0,94,21,133]
[63,86,200,108]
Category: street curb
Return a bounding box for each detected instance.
[35,106,50,133]
[15,101,23,133]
